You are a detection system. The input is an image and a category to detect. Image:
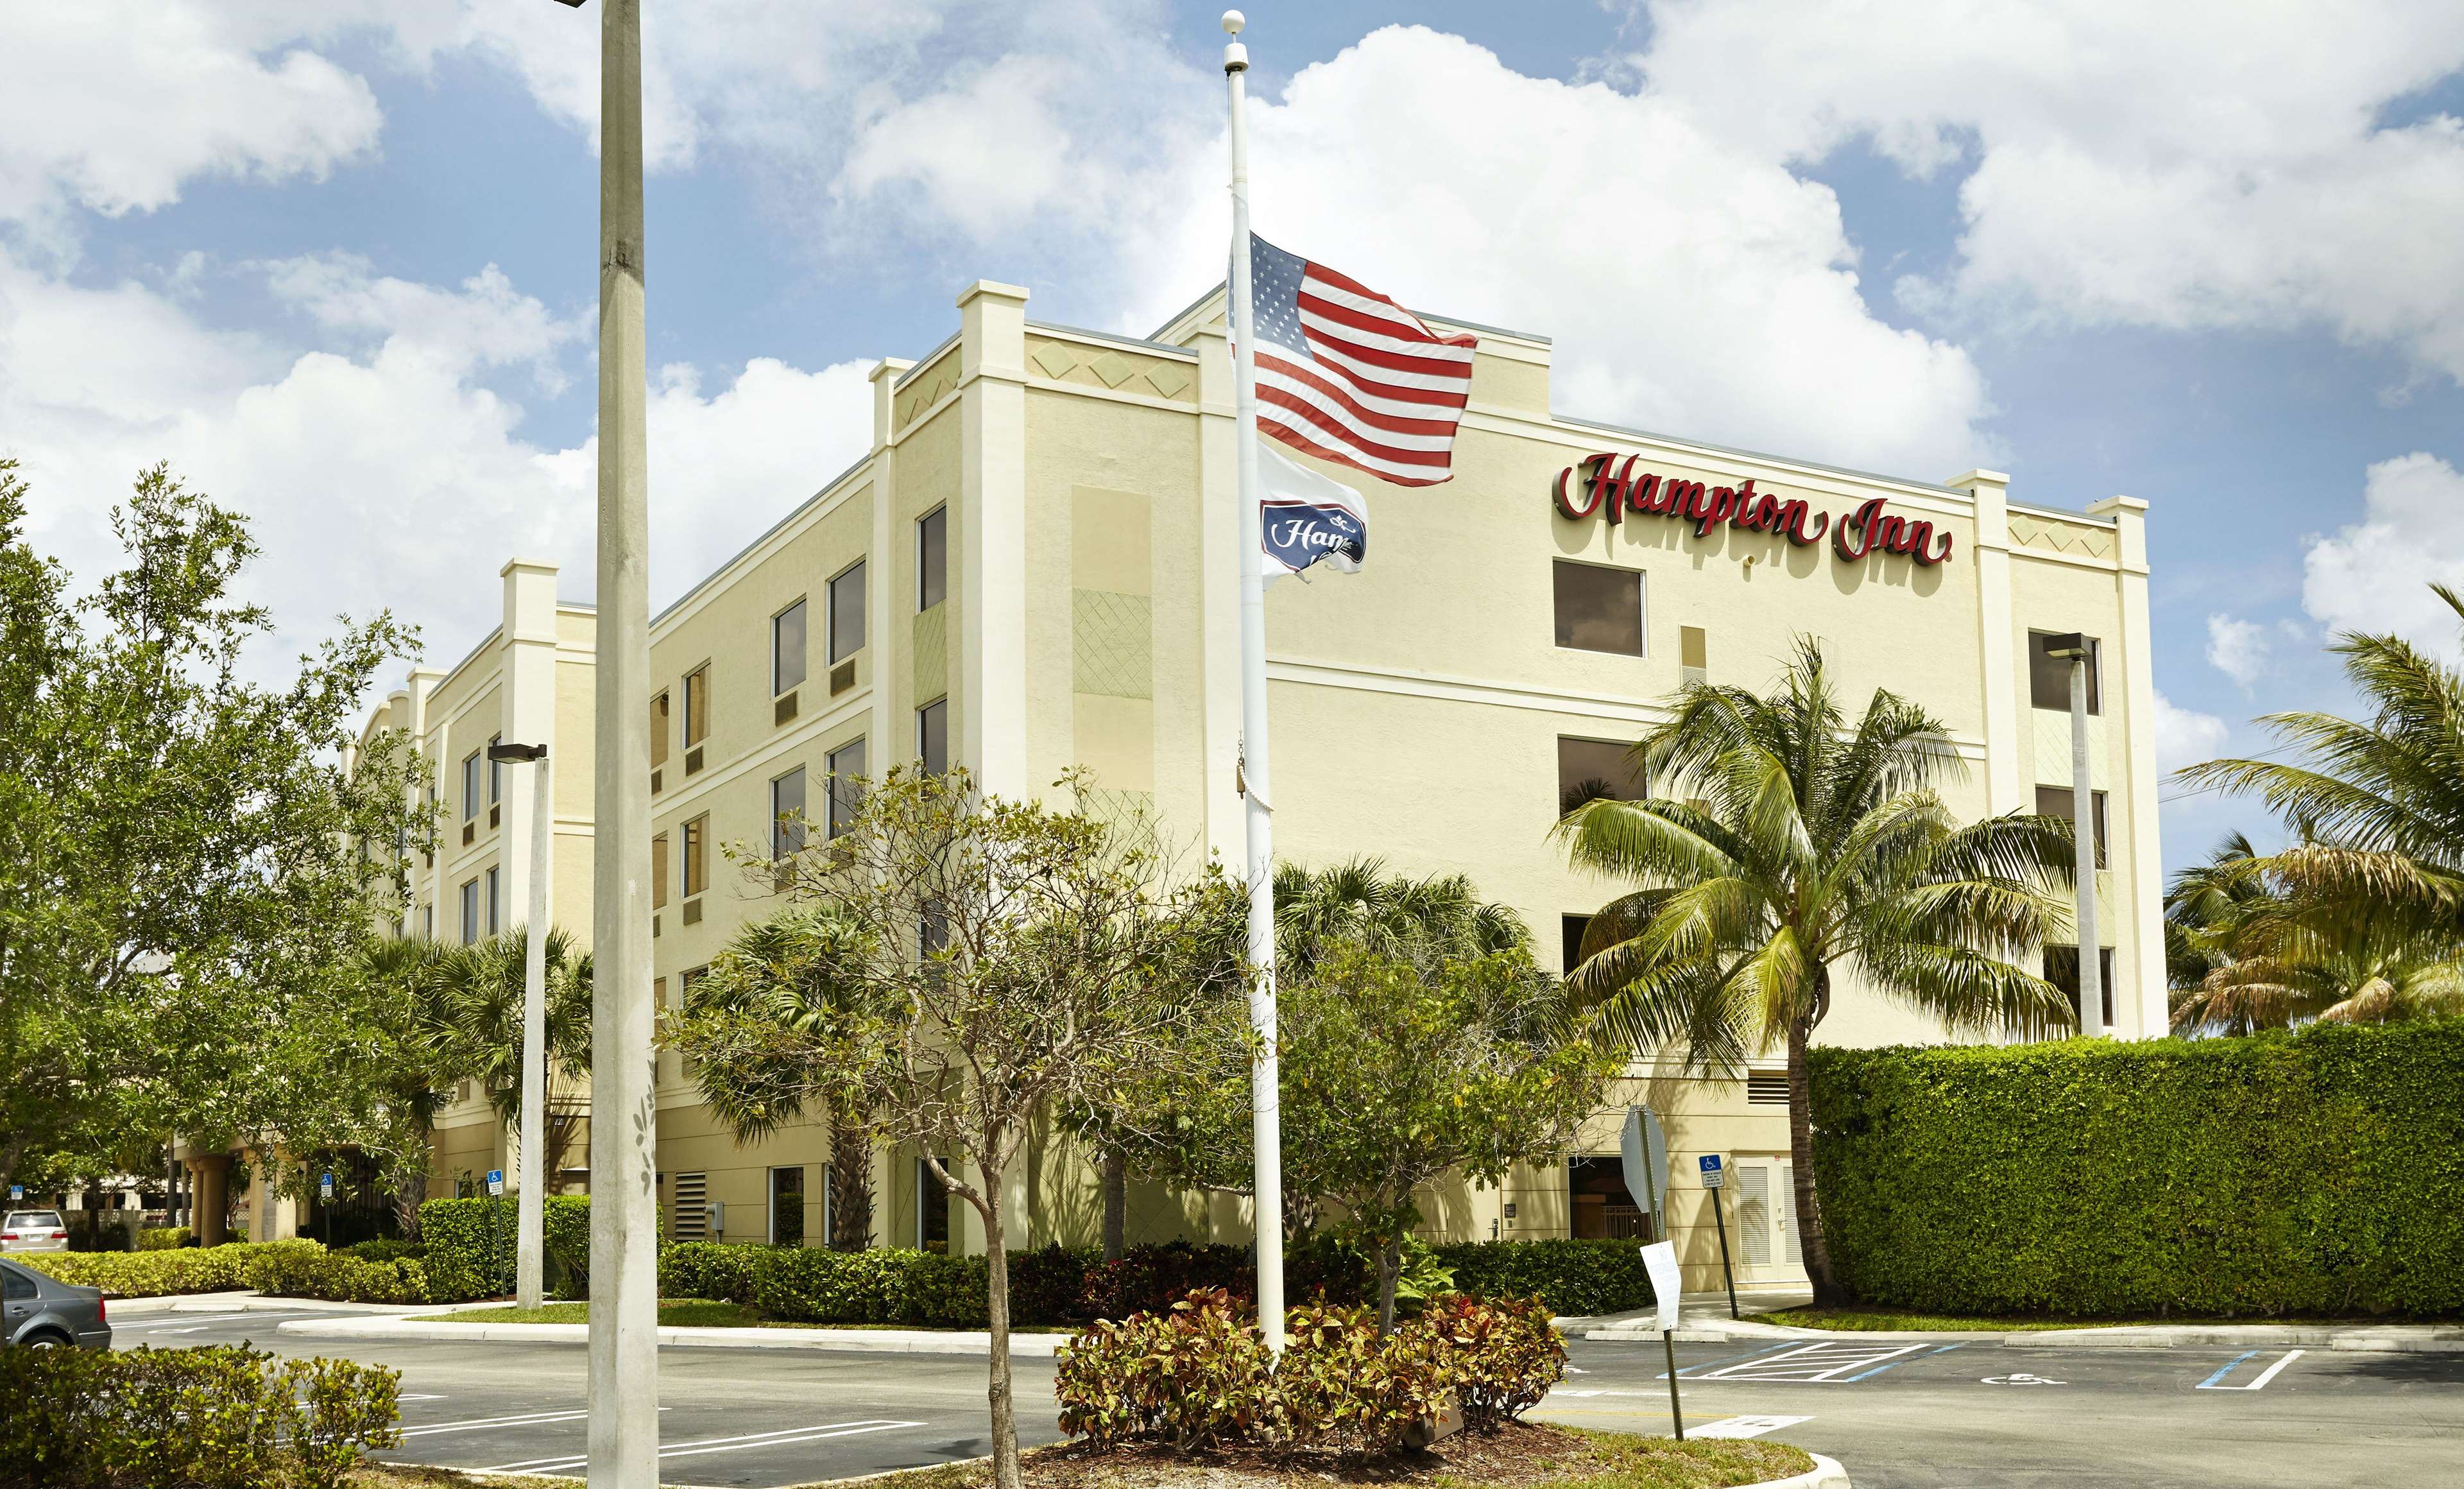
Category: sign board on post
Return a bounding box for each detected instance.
[8,1184,20,1201]
[486,1169,505,1198]
[1641,1237,1687,1440]
[1698,1155,1725,1189]
[1619,1105,1670,1234]
[319,1173,334,1200]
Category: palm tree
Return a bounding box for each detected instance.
[354,936,454,1237]
[1557,639,2074,1304]
[1274,856,1530,977]
[434,926,594,1190]
[665,902,880,1250]
[2171,843,2464,1030]
[2175,584,2464,950]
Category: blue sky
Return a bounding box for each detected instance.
[4,2,2464,872]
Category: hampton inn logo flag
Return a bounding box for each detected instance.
[1256,438,1368,581]
[1245,233,1476,488]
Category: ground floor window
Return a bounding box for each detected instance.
[1568,1155,1650,1242]
[769,1164,805,1247]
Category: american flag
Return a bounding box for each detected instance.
[1245,234,1477,487]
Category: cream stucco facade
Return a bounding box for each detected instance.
[363,279,2164,1294]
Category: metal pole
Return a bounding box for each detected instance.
[1663,1330,1685,1439]
[517,754,552,1309]
[1710,1182,1738,1320]
[589,0,660,1482]
[2070,655,2102,1037]
[1222,8,1284,1355]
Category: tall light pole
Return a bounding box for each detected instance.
[549,0,658,1483]
[2043,633,2103,1037]
[488,741,552,1309]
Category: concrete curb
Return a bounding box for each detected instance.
[1765,1452,1851,1489]
[1584,1317,2464,1352]
[277,1312,1065,1357]
[105,1291,436,1319]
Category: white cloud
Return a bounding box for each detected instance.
[0,248,871,673]
[2205,613,2271,689]
[1102,27,1993,478]
[1625,1,2464,383]
[0,5,384,234]
[2153,691,2230,775]
[2301,452,2464,657]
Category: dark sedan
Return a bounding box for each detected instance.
[1,1256,110,1348]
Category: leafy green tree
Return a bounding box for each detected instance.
[764,766,1242,1489]
[433,927,594,1188]
[0,461,424,1196]
[664,902,881,1249]
[1557,639,2073,1304]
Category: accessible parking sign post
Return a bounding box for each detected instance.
[1699,1155,1739,1320]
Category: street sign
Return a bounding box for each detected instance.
[1619,1105,1670,1226]
[1642,1239,1682,1332]
[1698,1154,1725,1189]
[486,1169,505,1197]
[320,1173,334,1200]
[8,1185,19,1201]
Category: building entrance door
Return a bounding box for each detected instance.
[1729,1158,1804,1283]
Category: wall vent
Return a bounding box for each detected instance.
[672,1172,709,1241]
[650,768,663,795]
[461,822,475,846]
[488,804,501,830]
[830,660,857,695]
[1746,1072,1790,1105]
[681,899,703,926]
[774,691,799,726]
[684,746,705,776]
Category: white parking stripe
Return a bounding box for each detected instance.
[1695,1341,1932,1382]
[480,1418,923,1474]
[2198,1348,2304,1391]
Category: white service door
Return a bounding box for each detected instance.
[1729,1158,1803,1282]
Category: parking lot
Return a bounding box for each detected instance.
[114,1311,2464,1488]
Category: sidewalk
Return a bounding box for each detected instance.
[277,1307,1066,1357]
[1574,1291,2464,1352]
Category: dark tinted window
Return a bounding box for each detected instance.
[826,738,867,838]
[918,508,948,610]
[917,699,948,775]
[2029,632,2101,713]
[2033,786,2109,869]
[771,768,807,859]
[2045,946,2116,1028]
[1561,914,1591,977]
[1553,562,1643,655]
[1559,737,1645,817]
[773,601,807,694]
[3,1264,35,1300]
[830,562,867,663]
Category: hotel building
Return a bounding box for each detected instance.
[354,279,2164,1294]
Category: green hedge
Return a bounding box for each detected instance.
[1433,1239,1656,1318]
[418,1195,593,1302]
[22,1240,427,1305]
[1809,1022,2464,1318]
[0,1344,398,1489]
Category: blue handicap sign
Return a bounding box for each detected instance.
[1698,1154,1726,1188]
[486,1169,505,1196]
[8,1185,19,1201]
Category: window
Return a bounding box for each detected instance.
[486,866,502,936]
[1557,737,1645,817]
[773,600,807,696]
[918,507,948,610]
[3,1266,35,1301]
[829,561,867,664]
[422,904,433,940]
[459,879,480,945]
[917,698,948,776]
[683,816,707,899]
[461,752,483,820]
[652,832,669,909]
[826,738,867,838]
[683,666,711,746]
[488,734,503,805]
[916,1158,950,1253]
[1681,625,1708,676]
[1561,914,1591,977]
[2045,946,2116,1029]
[2033,786,2110,870]
[2028,632,2102,714]
[649,691,670,770]
[1552,560,1645,655]
[770,1165,806,1247]
[771,768,807,859]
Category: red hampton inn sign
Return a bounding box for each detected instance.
[1552,453,1955,567]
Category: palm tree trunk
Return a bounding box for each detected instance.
[1099,1147,1126,1262]
[827,1105,873,1250]
[1786,1015,1845,1305]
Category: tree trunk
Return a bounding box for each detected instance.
[1375,1232,1401,1337]
[391,1161,429,1241]
[1786,1015,1844,1305]
[1099,1147,1126,1262]
[827,1106,873,1250]
[982,1160,1023,1489]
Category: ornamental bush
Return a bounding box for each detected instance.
[1810,1022,2464,1318]
[1432,1238,1656,1317]
[22,1243,256,1296]
[135,1226,192,1252]
[418,1194,593,1302]
[0,1344,400,1489]
[1054,1290,1564,1458]
[239,1241,427,1305]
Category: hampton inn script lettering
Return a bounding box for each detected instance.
[1552,453,1955,567]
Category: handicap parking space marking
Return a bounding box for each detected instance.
[480,1418,926,1476]
[1981,1372,2066,1386]
[1692,1340,1944,1383]
[2197,1349,2304,1391]
[1691,1415,1813,1440]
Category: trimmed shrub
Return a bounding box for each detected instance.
[1081,1241,1256,1320]
[344,1239,425,1263]
[135,1226,191,1252]
[418,1194,593,1302]
[0,1344,400,1489]
[22,1243,255,1296]
[1810,1022,2464,1318]
[753,1246,992,1327]
[239,1241,427,1305]
[1432,1239,1656,1317]
[1055,1289,1275,1450]
[660,1241,765,1305]
[1007,1243,1097,1325]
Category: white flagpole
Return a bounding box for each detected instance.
[1222,8,1285,1354]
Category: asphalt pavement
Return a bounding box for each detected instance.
[112,1310,2461,1487]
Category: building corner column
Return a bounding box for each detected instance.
[955,281,1031,799]
[869,359,912,800]
[1950,470,2023,816]
[2089,494,2166,1037]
